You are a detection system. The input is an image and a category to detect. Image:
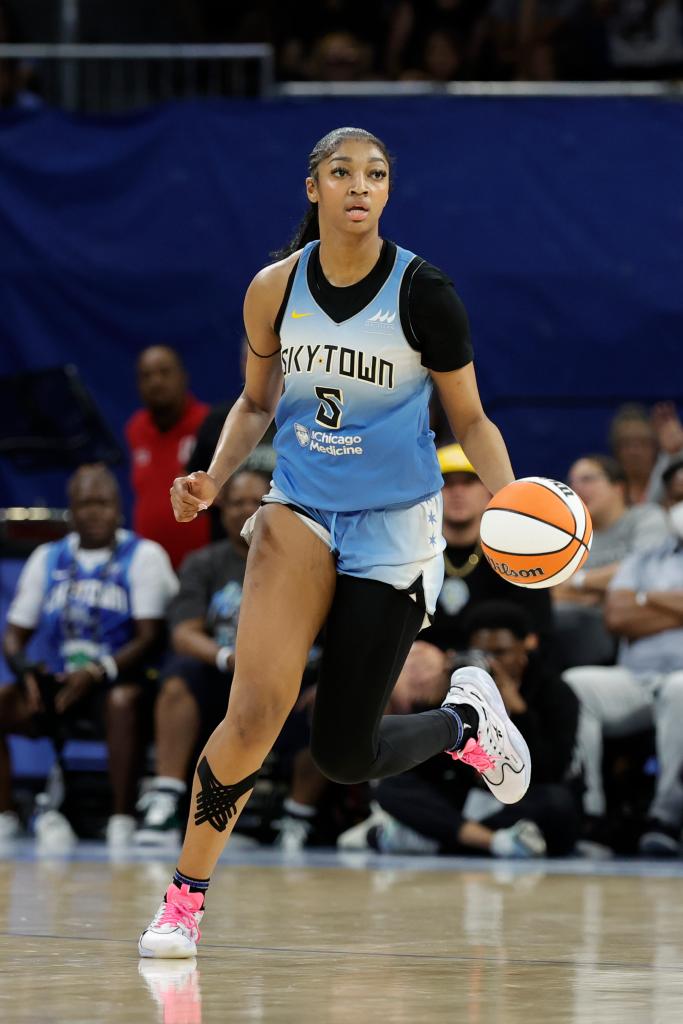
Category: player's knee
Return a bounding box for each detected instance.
[227,686,294,748]
[159,675,191,705]
[310,738,372,786]
[106,683,142,713]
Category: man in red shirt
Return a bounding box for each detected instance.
[125,346,210,569]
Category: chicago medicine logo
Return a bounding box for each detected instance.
[294,423,311,448]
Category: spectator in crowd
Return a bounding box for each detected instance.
[135,467,270,846]
[649,401,683,503]
[399,29,465,81]
[565,458,683,856]
[595,0,683,79]
[552,453,670,667]
[386,0,484,79]
[487,0,589,80]
[0,465,178,847]
[421,444,554,654]
[609,403,658,505]
[0,0,41,108]
[125,345,210,569]
[339,602,579,857]
[272,0,389,80]
[307,31,376,81]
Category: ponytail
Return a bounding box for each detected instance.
[271,203,320,262]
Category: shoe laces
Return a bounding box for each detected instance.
[448,737,499,772]
[154,887,203,937]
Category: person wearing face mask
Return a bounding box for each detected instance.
[565,459,683,857]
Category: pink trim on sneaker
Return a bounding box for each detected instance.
[158,883,204,938]
[447,737,499,773]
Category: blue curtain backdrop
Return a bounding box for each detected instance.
[0,96,681,512]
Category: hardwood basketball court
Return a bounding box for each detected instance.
[2,845,683,1023]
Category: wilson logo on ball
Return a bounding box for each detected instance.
[484,557,545,580]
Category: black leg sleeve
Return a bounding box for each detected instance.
[310,574,454,785]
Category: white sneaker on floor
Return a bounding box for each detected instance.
[443,666,531,805]
[139,883,204,959]
[338,803,439,855]
[135,788,183,848]
[490,820,547,858]
[0,810,21,842]
[34,809,77,851]
[274,813,315,852]
[106,814,136,848]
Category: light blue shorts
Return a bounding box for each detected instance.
[241,485,446,626]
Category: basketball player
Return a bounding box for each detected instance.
[139,127,531,957]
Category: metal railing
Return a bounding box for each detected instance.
[0,44,276,111]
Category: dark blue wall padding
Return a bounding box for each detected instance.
[0,96,681,510]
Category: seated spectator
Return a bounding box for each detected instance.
[595,0,683,80]
[488,0,587,80]
[649,401,683,503]
[609,402,664,506]
[552,453,669,667]
[125,345,210,569]
[564,458,683,857]
[338,601,579,857]
[0,465,177,847]
[399,29,465,82]
[135,467,270,846]
[307,31,376,81]
[386,0,484,79]
[421,444,554,655]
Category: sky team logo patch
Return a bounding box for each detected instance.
[294,423,310,448]
[365,308,397,332]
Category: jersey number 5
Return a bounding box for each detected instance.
[314,387,344,430]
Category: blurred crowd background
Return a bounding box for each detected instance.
[0,0,682,864]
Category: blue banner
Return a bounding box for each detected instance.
[0,97,681,508]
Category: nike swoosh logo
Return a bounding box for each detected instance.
[291,310,314,319]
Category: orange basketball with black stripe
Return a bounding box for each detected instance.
[480,477,593,589]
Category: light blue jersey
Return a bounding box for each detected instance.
[273,241,443,512]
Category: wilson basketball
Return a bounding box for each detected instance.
[480,477,593,588]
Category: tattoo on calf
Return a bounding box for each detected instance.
[194,757,259,833]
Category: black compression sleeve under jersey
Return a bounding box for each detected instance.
[399,260,474,373]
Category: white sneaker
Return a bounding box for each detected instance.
[490,820,547,858]
[443,666,531,804]
[106,814,136,848]
[135,788,183,848]
[139,882,205,959]
[34,809,77,851]
[337,803,390,850]
[338,802,439,854]
[0,810,21,842]
[274,814,314,853]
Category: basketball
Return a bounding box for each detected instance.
[480,477,593,589]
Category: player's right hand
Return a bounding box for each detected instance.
[170,471,219,522]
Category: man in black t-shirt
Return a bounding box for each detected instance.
[422,444,554,653]
[135,468,270,846]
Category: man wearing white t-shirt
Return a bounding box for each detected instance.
[0,464,178,848]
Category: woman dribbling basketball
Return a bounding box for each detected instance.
[139,126,531,958]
